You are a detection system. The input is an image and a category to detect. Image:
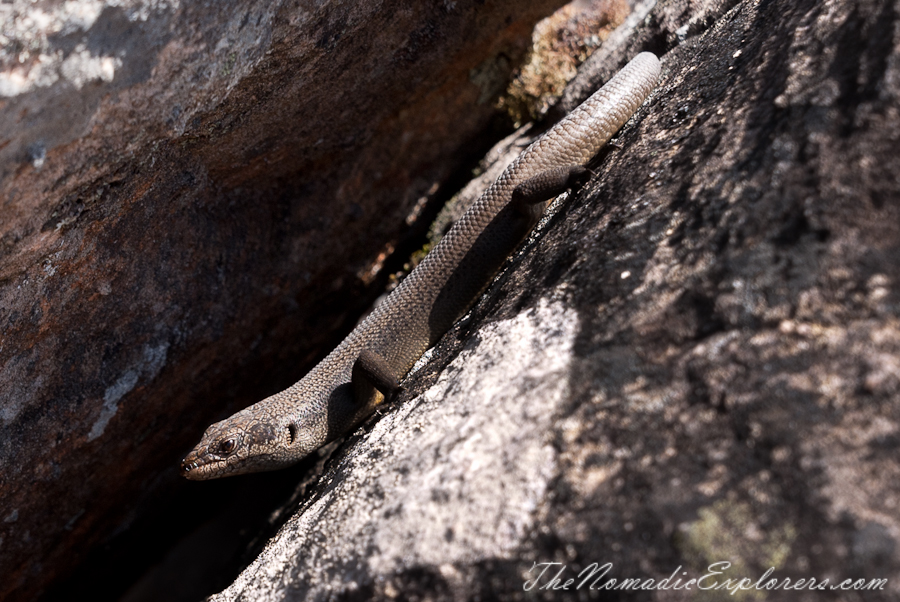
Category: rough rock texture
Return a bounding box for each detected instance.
[211,0,900,599]
[0,0,571,599]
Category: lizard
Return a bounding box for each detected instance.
[182,52,661,479]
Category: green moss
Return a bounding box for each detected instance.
[676,499,796,601]
[220,51,238,76]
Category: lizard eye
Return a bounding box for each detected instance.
[216,437,237,456]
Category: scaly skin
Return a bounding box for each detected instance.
[182,52,661,479]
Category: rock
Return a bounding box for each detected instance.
[0,0,569,599]
[209,0,900,599]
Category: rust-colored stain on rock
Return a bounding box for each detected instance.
[0,0,567,599]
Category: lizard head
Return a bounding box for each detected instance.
[181,408,303,480]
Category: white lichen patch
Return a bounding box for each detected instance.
[87,342,169,440]
[0,0,179,97]
[60,45,121,89]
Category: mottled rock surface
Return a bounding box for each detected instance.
[211,0,900,599]
[0,0,569,599]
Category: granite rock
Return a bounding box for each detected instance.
[210,0,900,599]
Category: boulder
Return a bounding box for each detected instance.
[210,0,900,599]
[0,0,569,599]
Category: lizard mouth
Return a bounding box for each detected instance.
[180,449,224,480]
